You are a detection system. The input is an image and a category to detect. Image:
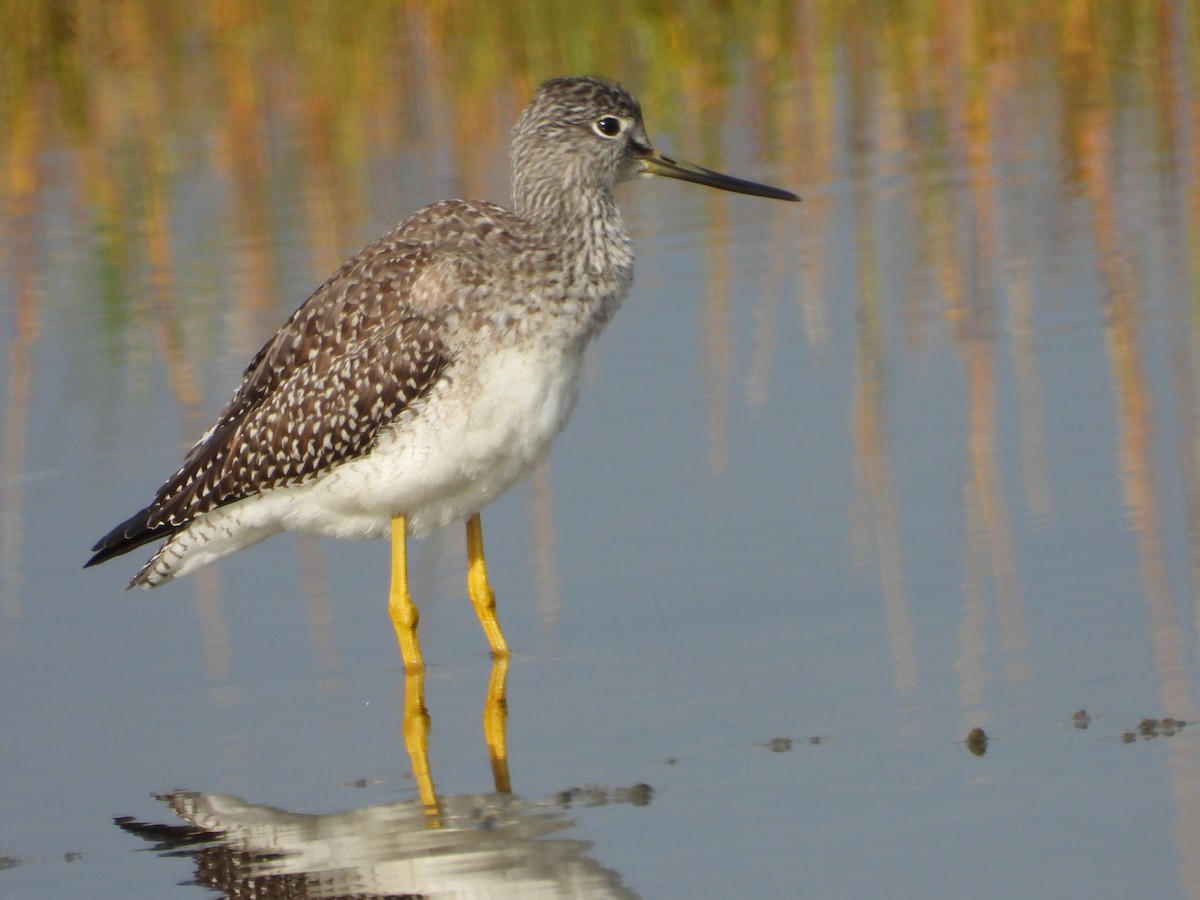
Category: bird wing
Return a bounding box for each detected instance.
[85,310,449,567]
[145,311,450,531]
[87,200,517,566]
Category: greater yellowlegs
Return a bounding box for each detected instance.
[86,76,798,669]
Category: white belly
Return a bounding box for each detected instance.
[286,341,586,537]
[146,342,587,584]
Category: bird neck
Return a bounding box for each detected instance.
[512,167,614,226]
[512,171,631,272]
[503,164,633,349]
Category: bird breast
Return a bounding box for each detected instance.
[278,339,589,539]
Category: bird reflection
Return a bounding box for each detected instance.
[117,656,648,897]
[405,655,512,821]
[116,783,647,899]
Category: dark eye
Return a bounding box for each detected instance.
[594,116,623,137]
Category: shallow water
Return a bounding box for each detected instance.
[4,4,1200,898]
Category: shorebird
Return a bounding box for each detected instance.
[86,76,798,670]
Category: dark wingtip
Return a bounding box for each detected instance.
[83,544,125,569]
[85,505,172,570]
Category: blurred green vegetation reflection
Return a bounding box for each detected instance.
[3,0,1195,324]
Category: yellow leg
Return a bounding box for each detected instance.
[388,515,424,672]
[466,513,509,657]
[401,669,441,826]
[483,654,511,794]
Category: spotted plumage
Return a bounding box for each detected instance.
[87,76,798,593]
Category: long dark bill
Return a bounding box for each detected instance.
[638,148,799,202]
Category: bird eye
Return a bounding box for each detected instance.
[593,116,623,138]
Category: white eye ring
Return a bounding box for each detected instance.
[592,115,625,139]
